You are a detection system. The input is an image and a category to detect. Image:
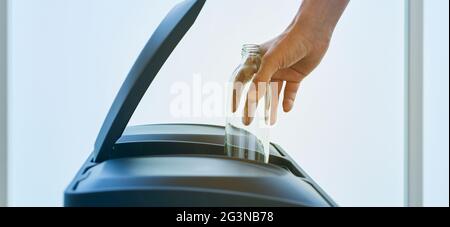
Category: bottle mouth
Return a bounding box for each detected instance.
[242,44,261,55]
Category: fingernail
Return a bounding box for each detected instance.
[284,103,293,112]
[270,117,277,125]
[242,116,252,126]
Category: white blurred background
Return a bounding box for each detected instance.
[2,0,448,206]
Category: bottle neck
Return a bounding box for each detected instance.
[241,44,261,57]
[241,44,261,65]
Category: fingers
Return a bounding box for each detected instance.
[272,67,304,82]
[283,82,301,112]
[270,80,284,125]
[253,51,280,84]
[242,52,279,125]
[243,80,267,125]
[232,66,258,113]
[241,36,310,125]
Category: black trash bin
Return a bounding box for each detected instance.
[64,0,337,207]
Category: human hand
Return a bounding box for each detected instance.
[239,0,349,125]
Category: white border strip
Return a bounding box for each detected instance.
[0,0,7,207]
[406,0,424,207]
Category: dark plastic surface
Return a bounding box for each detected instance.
[65,124,337,207]
[93,0,206,162]
[66,156,330,207]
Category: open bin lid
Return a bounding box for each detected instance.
[93,0,206,162]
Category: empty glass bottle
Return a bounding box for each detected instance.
[225,44,272,163]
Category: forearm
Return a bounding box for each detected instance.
[289,0,349,39]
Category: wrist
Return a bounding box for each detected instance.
[290,0,349,42]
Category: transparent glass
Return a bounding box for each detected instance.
[225,44,272,163]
